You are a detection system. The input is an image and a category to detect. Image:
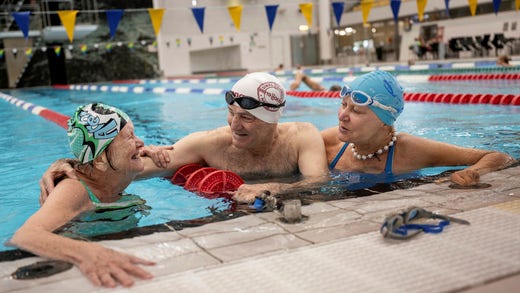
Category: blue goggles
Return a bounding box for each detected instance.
[380,206,470,239]
[340,85,397,113]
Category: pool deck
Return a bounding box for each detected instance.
[1,165,519,292]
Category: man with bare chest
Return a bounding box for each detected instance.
[40,73,329,203]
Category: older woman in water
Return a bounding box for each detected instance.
[322,70,515,185]
[8,103,155,288]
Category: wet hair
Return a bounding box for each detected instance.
[329,85,342,92]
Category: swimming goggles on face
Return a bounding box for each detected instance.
[380,206,470,239]
[225,91,285,110]
[340,85,397,113]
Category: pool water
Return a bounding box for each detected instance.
[1,77,519,252]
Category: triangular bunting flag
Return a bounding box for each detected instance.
[106,9,124,39]
[58,10,78,43]
[148,8,165,37]
[191,7,205,33]
[25,48,33,58]
[492,0,501,15]
[265,5,278,32]
[299,3,313,28]
[468,0,478,16]
[11,11,30,40]
[360,0,374,26]
[416,0,428,22]
[80,44,88,54]
[390,0,401,23]
[445,0,451,17]
[332,2,345,27]
[228,5,243,32]
[54,46,62,57]
[516,0,520,11]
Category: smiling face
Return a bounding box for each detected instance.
[105,121,144,174]
[227,104,276,150]
[336,95,385,144]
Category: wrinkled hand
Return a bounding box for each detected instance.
[39,159,77,205]
[78,243,155,288]
[232,183,273,203]
[450,169,480,186]
[140,145,173,168]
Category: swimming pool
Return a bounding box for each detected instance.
[1,75,519,252]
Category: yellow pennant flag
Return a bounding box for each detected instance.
[416,0,428,22]
[468,0,478,16]
[228,5,243,32]
[360,0,374,26]
[58,10,78,43]
[148,8,165,37]
[299,3,313,28]
[516,0,520,11]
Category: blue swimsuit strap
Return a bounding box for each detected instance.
[79,179,101,203]
[328,141,396,175]
[384,141,396,176]
[79,179,144,209]
[328,143,349,169]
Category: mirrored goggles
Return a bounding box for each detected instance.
[225,91,285,110]
[340,85,397,113]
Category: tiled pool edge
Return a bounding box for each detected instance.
[1,165,519,292]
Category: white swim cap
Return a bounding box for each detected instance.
[230,72,286,124]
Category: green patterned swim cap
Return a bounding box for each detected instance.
[67,103,130,163]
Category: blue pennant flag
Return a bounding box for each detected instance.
[492,0,502,15]
[332,2,345,27]
[444,0,451,17]
[191,7,205,33]
[265,5,278,32]
[11,11,30,39]
[390,0,401,24]
[106,10,124,39]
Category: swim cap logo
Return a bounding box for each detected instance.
[78,110,119,139]
[257,81,284,112]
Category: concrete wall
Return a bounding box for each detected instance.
[3,38,33,88]
[154,0,323,77]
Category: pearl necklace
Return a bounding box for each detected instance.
[351,133,397,160]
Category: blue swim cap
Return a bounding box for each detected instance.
[348,70,404,125]
[67,103,130,163]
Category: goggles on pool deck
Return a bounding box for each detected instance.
[340,85,397,113]
[225,91,285,110]
[380,206,470,239]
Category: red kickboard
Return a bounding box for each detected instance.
[197,170,244,199]
[171,163,203,186]
[184,167,218,191]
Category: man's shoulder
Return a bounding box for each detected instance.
[278,121,317,132]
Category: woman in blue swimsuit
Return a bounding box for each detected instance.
[322,70,514,186]
[9,103,155,288]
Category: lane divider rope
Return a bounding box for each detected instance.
[0,92,69,129]
[50,85,520,106]
[285,91,520,105]
[429,73,520,81]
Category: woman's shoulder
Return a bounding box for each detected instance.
[46,178,91,211]
[321,127,339,143]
